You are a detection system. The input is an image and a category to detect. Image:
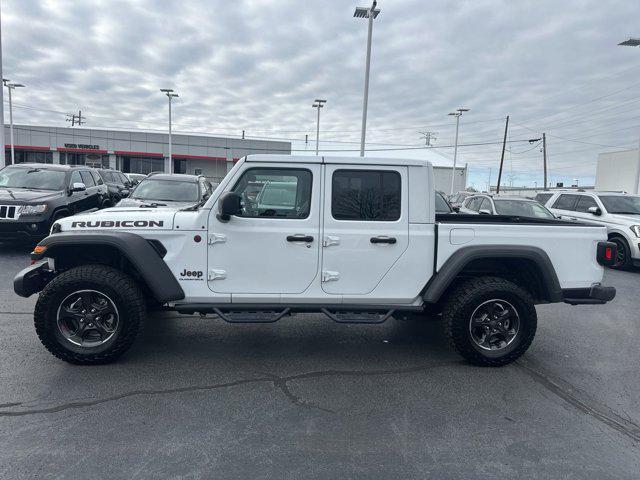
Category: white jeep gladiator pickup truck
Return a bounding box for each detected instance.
[14,155,617,366]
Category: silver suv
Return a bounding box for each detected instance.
[544,191,640,268]
[460,194,555,219]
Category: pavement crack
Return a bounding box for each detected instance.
[516,360,640,444]
[0,362,456,417]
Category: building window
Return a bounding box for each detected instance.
[119,156,165,174]
[5,150,53,165]
[173,158,186,174]
[60,152,108,167]
[331,170,401,221]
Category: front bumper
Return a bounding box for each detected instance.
[0,217,51,240]
[13,259,54,298]
[562,283,616,305]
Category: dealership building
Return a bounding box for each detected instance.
[1,124,291,183]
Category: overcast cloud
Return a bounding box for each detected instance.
[3,0,640,188]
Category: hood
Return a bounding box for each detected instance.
[116,197,197,209]
[0,187,62,203]
[608,213,640,224]
[55,207,176,232]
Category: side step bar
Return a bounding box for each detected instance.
[174,303,423,324]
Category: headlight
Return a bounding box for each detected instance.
[630,225,640,237]
[20,204,48,215]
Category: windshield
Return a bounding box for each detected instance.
[131,179,199,202]
[494,200,555,218]
[435,193,452,213]
[598,195,640,215]
[0,166,66,191]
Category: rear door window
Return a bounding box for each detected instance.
[552,194,579,211]
[331,170,401,221]
[478,197,493,213]
[466,197,482,211]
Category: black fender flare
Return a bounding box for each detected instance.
[423,245,563,304]
[32,231,185,302]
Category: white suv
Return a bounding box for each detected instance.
[544,191,640,268]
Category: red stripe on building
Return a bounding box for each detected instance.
[4,145,52,151]
[114,150,164,158]
[58,148,108,154]
[172,154,228,162]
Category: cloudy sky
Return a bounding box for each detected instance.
[3,0,640,189]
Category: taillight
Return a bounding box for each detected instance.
[597,241,617,267]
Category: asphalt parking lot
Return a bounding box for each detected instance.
[0,242,639,479]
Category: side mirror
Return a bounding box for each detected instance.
[452,205,460,213]
[120,189,130,197]
[587,206,602,216]
[217,191,242,222]
[478,209,491,215]
[70,182,86,193]
[202,192,210,201]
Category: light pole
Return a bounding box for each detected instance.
[354,1,380,157]
[619,37,640,194]
[3,79,24,165]
[0,5,5,169]
[448,108,469,195]
[312,99,326,156]
[160,88,178,173]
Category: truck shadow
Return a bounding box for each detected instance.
[128,312,455,366]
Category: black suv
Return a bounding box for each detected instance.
[0,163,108,241]
[96,169,133,206]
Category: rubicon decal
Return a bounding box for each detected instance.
[71,220,164,228]
[179,269,204,281]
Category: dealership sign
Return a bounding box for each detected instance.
[64,143,100,150]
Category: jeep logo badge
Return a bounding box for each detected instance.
[179,269,204,281]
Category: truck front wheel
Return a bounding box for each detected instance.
[34,265,145,364]
[442,277,537,367]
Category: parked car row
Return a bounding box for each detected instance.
[0,163,214,242]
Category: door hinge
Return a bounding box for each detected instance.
[323,236,340,247]
[208,269,227,281]
[208,233,227,245]
[322,271,340,282]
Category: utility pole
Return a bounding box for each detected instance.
[496,115,509,194]
[354,1,380,157]
[312,99,326,156]
[242,130,245,139]
[542,132,548,191]
[65,110,84,127]
[448,108,469,195]
[488,167,492,193]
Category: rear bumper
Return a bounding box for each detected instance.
[562,284,616,305]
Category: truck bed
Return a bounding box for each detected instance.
[434,214,608,290]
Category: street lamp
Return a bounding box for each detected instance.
[160,88,179,173]
[3,79,25,165]
[618,37,640,193]
[448,108,469,195]
[312,99,326,156]
[354,1,380,157]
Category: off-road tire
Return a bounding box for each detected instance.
[442,276,537,367]
[34,265,145,364]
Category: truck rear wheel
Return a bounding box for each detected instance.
[34,265,145,364]
[442,277,537,367]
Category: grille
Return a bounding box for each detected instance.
[0,205,20,220]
